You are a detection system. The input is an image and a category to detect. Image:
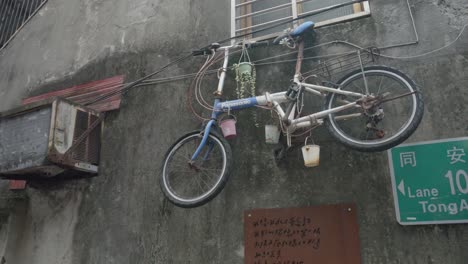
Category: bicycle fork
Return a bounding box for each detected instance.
[190,120,216,163]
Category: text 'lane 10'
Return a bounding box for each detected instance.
[388,137,468,225]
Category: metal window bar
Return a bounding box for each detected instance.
[236,2,292,20]
[0,0,48,51]
[234,0,370,38]
[236,15,293,33]
[236,0,260,8]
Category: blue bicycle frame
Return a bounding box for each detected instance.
[190,97,260,161]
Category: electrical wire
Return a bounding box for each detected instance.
[85,2,467,114]
[85,52,192,106]
[129,21,467,90]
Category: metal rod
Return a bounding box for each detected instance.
[380,91,417,104]
[236,2,291,20]
[236,15,293,32]
[357,50,369,95]
[230,0,236,45]
[235,0,259,8]
[378,0,419,50]
[12,0,26,36]
[0,0,12,44]
[1,0,48,51]
[297,0,364,19]
[297,0,318,4]
[23,0,31,25]
[304,87,324,96]
[295,41,304,75]
[0,0,7,22]
[291,0,298,27]
[334,113,362,120]
[0,0,16,45]
[292,101,359,125]
[7,0,21,41]
[28,0,36,16]
[300,82,363,97]
[215,49,230,96]
[0,0,9,43]
[0,0,16,46]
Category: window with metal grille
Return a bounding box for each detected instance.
[232,0,370,40]
[0,0,48,51]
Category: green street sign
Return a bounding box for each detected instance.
[388,137,468,225]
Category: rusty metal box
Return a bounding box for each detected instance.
[0,98,103,179]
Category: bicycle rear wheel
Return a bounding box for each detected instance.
[160,130,232,207]
[325,66,424,152]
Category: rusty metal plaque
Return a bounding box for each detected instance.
[244,204,361,264]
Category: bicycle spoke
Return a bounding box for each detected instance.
[351,81,364,95]
[172,151,191,162]
[376,76,385,95]
[199,169,218,186]
[193,176,204,194]
[378,81,399,96]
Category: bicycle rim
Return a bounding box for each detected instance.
[328,69,418,146]
[162,133,228,204]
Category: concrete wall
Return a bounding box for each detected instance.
[0,0,467,263]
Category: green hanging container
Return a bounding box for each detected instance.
[237,62,253,75]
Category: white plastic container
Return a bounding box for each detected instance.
[301,144,320,167]
[265,125,280,144]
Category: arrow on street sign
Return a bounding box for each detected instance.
[398,180,405,196]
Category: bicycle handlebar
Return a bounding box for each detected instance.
[243,41,271,48]
[192,41,271,56]
[273,33,289,45]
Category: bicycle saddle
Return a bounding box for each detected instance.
[291,21,315,37]
[273,21,315,44]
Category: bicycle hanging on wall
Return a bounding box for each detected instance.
[160,21,424,207]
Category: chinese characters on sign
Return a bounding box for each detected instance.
[252,216,321,263]
[400,152,417,167]
[388,137,468,225]
[244,204,361,264]
[447,147,466,164]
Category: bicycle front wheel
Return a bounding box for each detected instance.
[325,66,424,152]
[160,130,232,207]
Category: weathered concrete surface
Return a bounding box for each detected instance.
[0,0,467,263]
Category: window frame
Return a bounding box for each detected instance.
[231,0,371,41]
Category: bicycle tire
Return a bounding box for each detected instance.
[324,65,424,152]
[160,130,232,207]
